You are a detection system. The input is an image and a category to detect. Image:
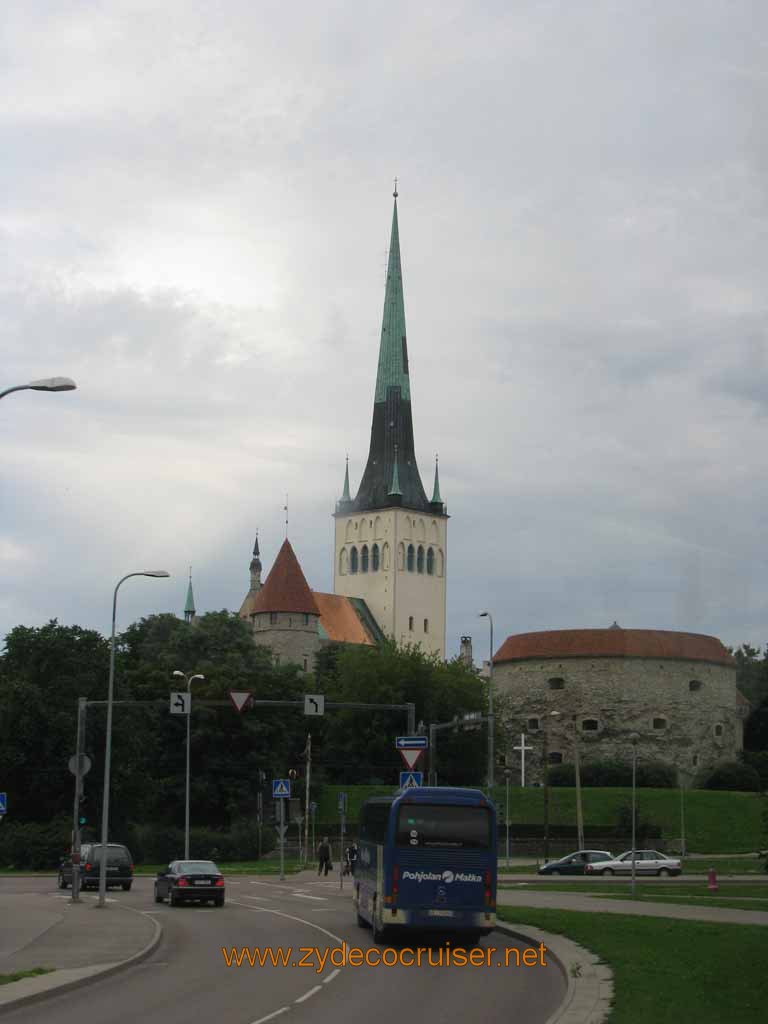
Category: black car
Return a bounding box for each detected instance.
[154,860,226,907]
[58,843,134,891]
[538,850,614,875]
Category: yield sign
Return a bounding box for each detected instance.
[399,748,424,770]
[229,690,252,713]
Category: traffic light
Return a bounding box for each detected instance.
[78,793,87,827]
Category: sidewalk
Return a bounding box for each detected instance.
[0,893,160,1013]
[497,888,768,925]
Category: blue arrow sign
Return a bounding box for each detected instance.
[0,792,6,814]
[272,779,291,798]
[399,771,423,789]
[395,736,428,749]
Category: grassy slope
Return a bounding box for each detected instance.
[319,785,767,852]
[498,906,768,1024]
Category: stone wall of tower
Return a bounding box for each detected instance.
[250,611,321,672]
[333,507,447,657]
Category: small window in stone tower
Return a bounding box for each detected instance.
[548,677,565,690]
[408,616,414,631]
[350,547,358,574]
[303,657,308,672]
[528,717,540,731]
[361,545,369,573]
[582,719,599,732]
[427,547,435,575]
[548,751,563,765]
[372,543,380,572]
[304,614,309,626]
[689,679,702,692]
[653,717,667,730]
[423,618,429,633]
[270,612,278,625]
[407,544,415,572]
[714,723,724,737]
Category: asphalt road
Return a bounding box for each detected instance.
[0,876,565,1024]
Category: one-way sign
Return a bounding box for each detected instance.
[396,736,428,749]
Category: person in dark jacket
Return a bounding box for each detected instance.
[317,837,331,876]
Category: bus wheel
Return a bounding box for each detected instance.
[372,899,387,944]
[357,912,371,929]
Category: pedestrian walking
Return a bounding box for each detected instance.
[317,836,332,876]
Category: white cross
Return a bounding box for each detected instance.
[513,733,534,787]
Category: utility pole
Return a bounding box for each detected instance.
[70,698,87,903]
[304,734,311,866]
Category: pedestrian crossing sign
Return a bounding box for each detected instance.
[399,771,423,789]
[272,779,291,798]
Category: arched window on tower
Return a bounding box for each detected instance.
[426,547,435,575]
[339,548,348,575]
[407,544,415,572]
[382,542,391,570]
[437,549,444,577]
[361,545,369,573]
[416,545,425,573]
[397,543,405,571]
[372,543,380,572]
[350,547,358,574]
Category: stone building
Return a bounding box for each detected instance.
[493,624,746,781]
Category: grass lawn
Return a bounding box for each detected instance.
[0,967,54,987]
[134,859,306,876]
[498,906,768,1024]
[501,880,768,912]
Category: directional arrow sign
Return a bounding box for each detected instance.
[399,771,423,789]
[276,824,288,840]
[396,736,428,749]
[399,748,424,770]
[304,694,325,716]
[229,690,252,713]
[170,692,190,715]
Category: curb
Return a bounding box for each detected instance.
[496,921,613,1024]
[0,905,163,1016]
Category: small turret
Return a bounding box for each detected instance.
[249,532,262,593]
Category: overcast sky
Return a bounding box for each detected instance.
[2,1,766,660]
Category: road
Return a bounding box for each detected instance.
[0,875,564,1024]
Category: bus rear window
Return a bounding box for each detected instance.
[396,804,490,849]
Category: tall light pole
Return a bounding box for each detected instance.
[0,376,77,400]
[173,670,205,860]
[679,767,688,859]
[630,732,639,900]
[479,612,494,795]
[504,767,512,869]
[98,570,170,908]
[542,710,560,862]
[573,714,585,850]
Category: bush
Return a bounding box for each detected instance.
[742,752,768,792]
[702,762,762,792]
[0,818,71,869]
[548,760,677,788]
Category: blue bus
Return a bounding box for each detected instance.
[353,787,497,942]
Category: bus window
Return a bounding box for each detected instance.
[360,801,392,843]
[396,804,491,849]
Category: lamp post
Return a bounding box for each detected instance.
[504,767,512,869]
[573,714,585,850]
[98,570,170,908]
[630,732,639,900]
[479,612,494,795]
[173,670,205,860]
[0,376,77,400]
[542,710,560,863]
[679,767,687,859]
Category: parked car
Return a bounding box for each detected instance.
[154,860,225,907]
[584,850,682,876]
[58,843,134,891]
[538,850,614,875]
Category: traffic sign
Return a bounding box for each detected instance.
[396,736,428,749]
[276,824,288,840]
[337,791,348,814]
[170,692,190,715]
[0,792,6,814]
[68,754,92,776]
[399,747,424,770]
[272,779,291,798]
[304,694,325,716]
[399,771,423,789]
[229,690,252,713]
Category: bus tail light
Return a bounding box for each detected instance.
[392,865,399,898]
[484,870,495,908]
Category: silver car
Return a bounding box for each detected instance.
[584,849,681,876]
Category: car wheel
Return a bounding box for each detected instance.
[600,868,614,876]
[154,887,164,903]
[372,898,387,944]
[58,872,68,890]
[657,868,670,877]
[215,896,224,907]
[550,869,561,876]
[169,891,179,907]
[122,882,132,891]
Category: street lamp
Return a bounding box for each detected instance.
[573,714,585,851]
[542,710,560,862]
[629,732,639,900]
[503,767,512,869]
[479,612,494,794]
[173,670,205,860]
[98,570,170,908]
[0,376,77,400]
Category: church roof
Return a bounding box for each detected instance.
[250,539,320,616]
[348,193,438,516]
[313,593,381,645]
[494,628,735,667]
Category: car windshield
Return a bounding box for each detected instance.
[396,804,491,848]
[177,861,219,874]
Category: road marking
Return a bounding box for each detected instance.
[248,1007,289,1024]
[229,900,345,946]
[295,985,322,1004]
[291,893,327,901]
[323,969,340,984]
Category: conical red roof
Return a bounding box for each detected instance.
[251,539,320,616]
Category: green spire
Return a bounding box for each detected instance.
[184,568,195,622]
[431,455,442,504]
[341,456,351,502]
[389,444,402,496]
[374,189,410,403]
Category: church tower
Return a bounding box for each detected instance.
[334,189,448,657]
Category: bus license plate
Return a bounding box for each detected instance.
[428,910,454,917]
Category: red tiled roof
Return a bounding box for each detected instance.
[313,593,376,645]
[494,628,734,667]
[250,539,320,616]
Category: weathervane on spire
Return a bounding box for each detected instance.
[393,176,398,198]
[284,495,289,538]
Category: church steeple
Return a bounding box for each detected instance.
[184,568,196,623]
[431,454,442,506]
[349,189,432,515]
[249,532,262,592]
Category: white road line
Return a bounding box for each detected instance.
[248,1007,289,1024]
[294,985,322,1004]
[242,895,272,901]
[291,893,327,901]
[229,900,345,945]
[323,969,340,984]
